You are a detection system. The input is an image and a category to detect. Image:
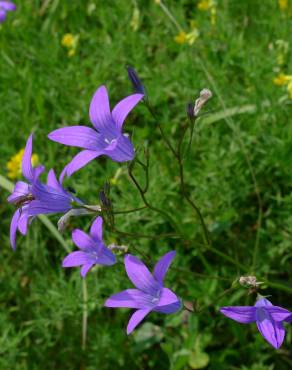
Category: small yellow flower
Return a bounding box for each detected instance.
[61,33,75,48]
[154,0,161,4]
[6,149,39,180]
[130,7,140,32]
[278,0,288,11]
[273,73,292,86]
[61,33,78,56]
[174,31,187,44]
[197,0,213,11]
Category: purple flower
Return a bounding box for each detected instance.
[7,134,44,249]
[62,216,116,277]
[220,298,292,349]
[48,85,143,177]
[27,168,81,217]
[0,1,16,23]
[105,251,181,334]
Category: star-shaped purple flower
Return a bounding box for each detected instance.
[62,216,116,277]
[27,168,81,217]
[105,251,181,334]
[7,134,44,250]
[48,86,143,177]
[220,298,292,349]
[0,1,16,23]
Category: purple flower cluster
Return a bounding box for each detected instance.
[6,82,182,333]
[6,75,292,341]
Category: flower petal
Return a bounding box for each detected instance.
[90,216,103,241]
[112,93,143,130]
[28,200,71,216]
[154,287,181,314]
[96,245,116,265]
[0,1,17,11]
[65,149,102,177]
[0,9,6,22]
[17,209,29,235]
[80,263,95,278]
[10,209,20,250]
[127,308,152,334]
[266,306,292,322]
[153,251,176,284]
[124,254,160,295]
[62,251,92,267]
[256,314,285,349]
[105,134,135,162]
[72,229,97,251]
[22,134,34,182]
[157,287,180,307]
[255,298,273,307]
[89,86,114,131]
[48,126,102,150]
[105,289,153,309]
[220,306,257,323]
[47,169,63,192]
[154,301,182,314]
[7,181,29,203]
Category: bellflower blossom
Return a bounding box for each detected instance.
[48,85,144,176]
[7,134,44,250]
[27,168,81,217]
[105,251,181,334]
[62,216,116,277]
[220,297,292,349]
[0,1,16,23]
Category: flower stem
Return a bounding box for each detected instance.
[81,279,88,351]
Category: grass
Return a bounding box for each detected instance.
[1,0,292,369]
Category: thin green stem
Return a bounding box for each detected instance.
[81,279,88,351]
[113,206,148,215]
[158,1,184,33]
[196,55,263,272]
[177,124,211,246]
[128,165,182,235]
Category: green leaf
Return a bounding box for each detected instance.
[188,350,210,369]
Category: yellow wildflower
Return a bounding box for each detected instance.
[197,0,213,11]
[61,33,78,56]
[174,31,188,44]
[273,73,292,86]
[61,34,75,48]
[154,0,161,4]
[6,148,39,180]
[278,0,288,11]
[130,7,140,31]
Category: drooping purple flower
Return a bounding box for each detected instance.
[105,251,181,334]
[220,298,292,349]
[27,167,81,217]
[62,216,116,277]
[0,1,16,23]
[48,86,143,177]
[7,134,45,250]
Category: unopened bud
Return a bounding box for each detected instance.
[239,276,262,288]
[192,88,212,118]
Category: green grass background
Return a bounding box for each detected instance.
[0,0,292,369]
